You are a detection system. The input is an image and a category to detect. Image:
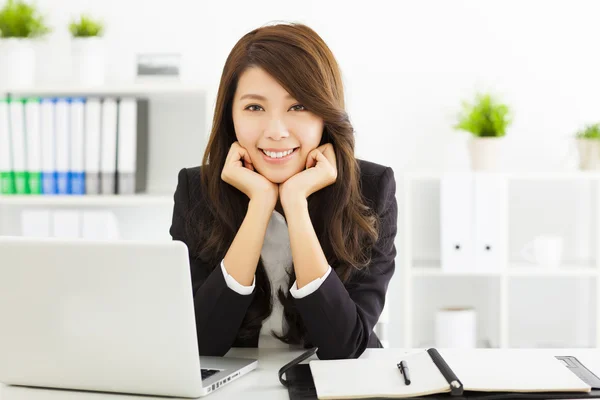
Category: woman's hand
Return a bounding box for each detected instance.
[279,143,337,209]
[221,142,279,207]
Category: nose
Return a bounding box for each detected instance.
[264,117,290,141]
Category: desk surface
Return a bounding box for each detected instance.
[1,348,600,400]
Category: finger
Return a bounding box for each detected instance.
[320,144,335,163]
[225,142,241,164]
[239,148,255,171]
[306,149,320,169]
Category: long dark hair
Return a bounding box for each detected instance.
[186,22,380,345]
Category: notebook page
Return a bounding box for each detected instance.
[309,351,449,399]
[439,349,591,393]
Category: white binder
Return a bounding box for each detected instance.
[24,98,42,194]
[40,98,57,195]
[0,99,12,194]
[473,173,508,272]
[9,99,27,194]
[100,98,118,195]
[84,98,102,195]
[440,172,475,272]
[69,98,85,195]
[55,98,71,194]
[117,98,137,194]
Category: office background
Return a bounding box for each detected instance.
[1,0,600,350]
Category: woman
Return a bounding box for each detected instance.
[169,22,397,360]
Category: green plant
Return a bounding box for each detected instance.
[454,92,512,137]
[575,123,600,139]
[0,0,50,38]
[69,14,104,37]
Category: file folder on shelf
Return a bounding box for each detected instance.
[440,173,475,272]
[55,98,71,195]
[24,97,42,195]
[116,98,149,194]
[84,98,102,195]
[40,98,57,195]
[0,98,15,194]
[9,98,29,194]
[100,98,118,195]
[70,97,86,195]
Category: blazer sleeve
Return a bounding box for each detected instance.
[169,168,256,357]
[293,166,398,360]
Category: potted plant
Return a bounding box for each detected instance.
[454,92,512,171]
[69,14,105,86]
[0,0,50,88]
[575,123,600,170]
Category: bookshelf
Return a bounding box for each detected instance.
[0,82,208,96]
[0,82,211,240]
[401,171,600,349]
[0,194,173,207]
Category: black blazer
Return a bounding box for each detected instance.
[169,159,398,360]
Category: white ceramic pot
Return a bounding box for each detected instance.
[468,136,505,171]
[576,138,600,170]
[435,307,477,348]
[0,38,36,88]
[71,37,106,86]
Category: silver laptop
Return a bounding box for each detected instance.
[0,236,257,398]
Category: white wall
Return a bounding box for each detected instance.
[26,0,600,347]
[33,0,600,171]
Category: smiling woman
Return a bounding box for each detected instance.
[232,66,324,183]
[169,22,398,360]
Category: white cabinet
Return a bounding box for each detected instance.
[401,172,600,349]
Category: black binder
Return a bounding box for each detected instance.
[278,348,600,400]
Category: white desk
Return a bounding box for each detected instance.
[1,348,599,400]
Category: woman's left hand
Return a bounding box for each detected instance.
[279,143,337,208]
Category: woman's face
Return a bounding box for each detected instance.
[232,67,324,184]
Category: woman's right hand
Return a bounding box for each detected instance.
[221,142,279,206]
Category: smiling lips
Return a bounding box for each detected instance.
[260,147,299,163]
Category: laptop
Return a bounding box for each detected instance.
[0,236,257,398]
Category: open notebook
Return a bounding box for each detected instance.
[309,349,600,400]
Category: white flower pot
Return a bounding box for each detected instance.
[576,138,600,170]
[0,38,36,88]
[71,37,106,86]
[468,136,505,171]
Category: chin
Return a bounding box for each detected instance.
[263,172,292,184]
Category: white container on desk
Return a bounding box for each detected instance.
[435,307,477,348]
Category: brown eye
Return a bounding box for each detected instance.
[290,104,306,111]
[245,105,263,111]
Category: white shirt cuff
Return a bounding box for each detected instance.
[221,260,255,295]
[290,266,332,299]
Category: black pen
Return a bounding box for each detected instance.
[397,360,411,385]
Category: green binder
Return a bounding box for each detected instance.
[9,97,30,195]
[24,97,42,195]
[0,97,15,195]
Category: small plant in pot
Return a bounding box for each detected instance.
[69,14,105,86]
[575,123,600,171]
[454,93,512,171]
[0,0,50,87]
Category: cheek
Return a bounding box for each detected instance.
[233,116,261,148]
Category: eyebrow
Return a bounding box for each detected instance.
[239,94,295,101]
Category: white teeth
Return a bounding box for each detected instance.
[262,148,294,158]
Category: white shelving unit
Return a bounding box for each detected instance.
[0,194,173,207]
[401,171,600,349]
[0,82,213,240]
[1,82,209,96]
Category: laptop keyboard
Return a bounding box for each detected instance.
[201,368,220,379]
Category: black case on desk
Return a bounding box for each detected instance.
[280,350,600,400]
